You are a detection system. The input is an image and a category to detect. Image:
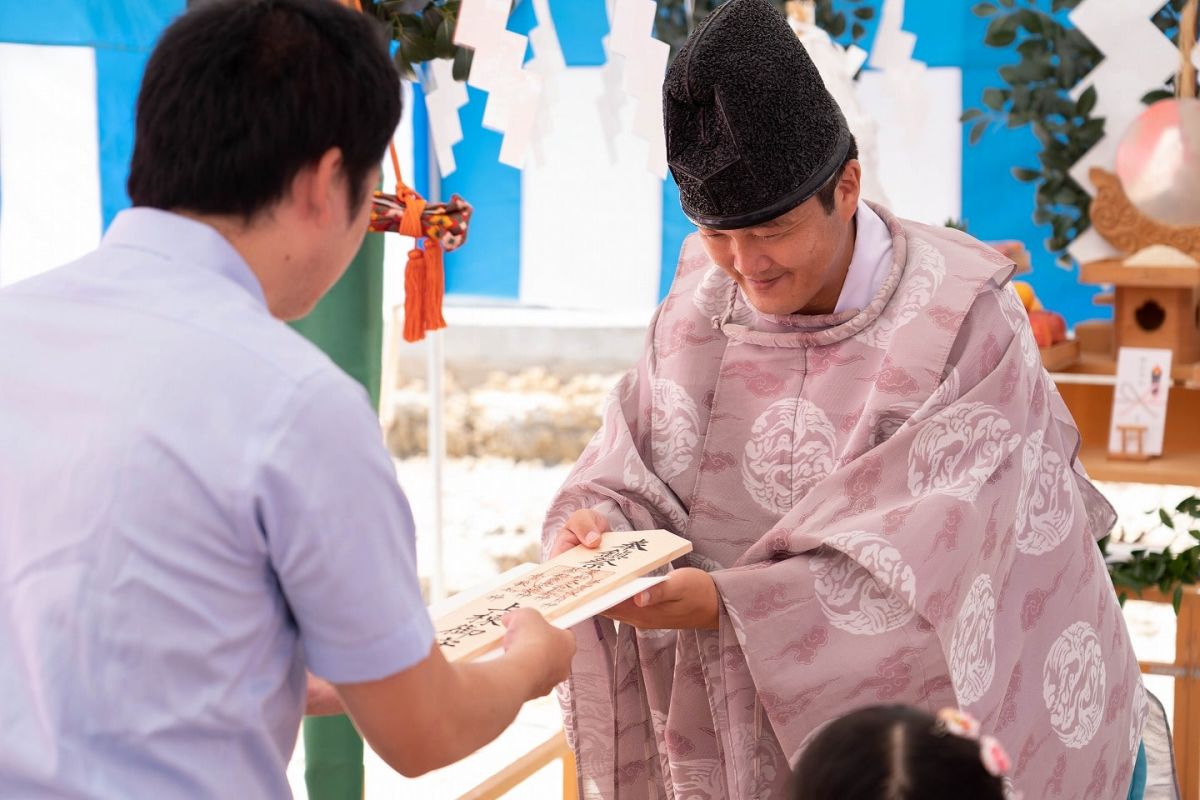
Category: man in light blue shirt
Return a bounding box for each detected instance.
[0,1,574,796]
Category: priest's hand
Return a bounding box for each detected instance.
[603,567,719,630]
[548,507,610,558]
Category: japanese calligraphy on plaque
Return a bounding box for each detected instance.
[433,529,692,662]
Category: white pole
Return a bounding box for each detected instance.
[426,118,448,603]
[427,329,446,602]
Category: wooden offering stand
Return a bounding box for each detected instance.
[1050,167,1200,483]
[1074,167,1200,386]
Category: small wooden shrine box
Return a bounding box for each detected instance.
[1079,259,1200,364]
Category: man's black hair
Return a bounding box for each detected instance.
[791,705,1006,800]
[815,135,860,215]
[128,0,400,219]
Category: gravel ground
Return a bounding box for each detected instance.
[395,456,574,599]
[394,456,1198,598]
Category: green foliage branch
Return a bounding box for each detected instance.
[961,0,1196,265]
[960,0,1102,265]
[1103,496,1200,614]
[364,0,877,81]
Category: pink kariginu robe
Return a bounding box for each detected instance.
[543,204,1144,800]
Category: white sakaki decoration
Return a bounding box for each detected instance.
[601,0,670,178]
[858,0,965,225]
[1066,0,1181,264]
[421,58,469,176]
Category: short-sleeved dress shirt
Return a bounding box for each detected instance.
[0,208,434,798]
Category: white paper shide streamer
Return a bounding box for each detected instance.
[422,58,469,176]
[869,0,928,137]
[454,0,563,169]
[602,0,669,178]
[1066,0,1180,264]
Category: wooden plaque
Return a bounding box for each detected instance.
[434,529,692,662]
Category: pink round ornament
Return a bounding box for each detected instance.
[1115,98,1200,226]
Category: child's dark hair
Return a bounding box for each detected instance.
[791,705,1006,800]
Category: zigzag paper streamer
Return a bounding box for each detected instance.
[868,0,929,136]
[422,58,469,176]
[602,0,669,178]
[455,0,554,168]
[524,0,566,168]
[1066,0,1179,263]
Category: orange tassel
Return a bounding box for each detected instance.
[397,188,446,343]
[423,242,447,331]
[349,8,455,345]
[403,247,425,343]
[401,240,448,343]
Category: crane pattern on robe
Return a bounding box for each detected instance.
[543,202,1145,800]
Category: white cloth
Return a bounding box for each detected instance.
[834,200,893,314]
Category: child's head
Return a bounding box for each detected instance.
[791,705,1008,800]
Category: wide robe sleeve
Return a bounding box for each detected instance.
[543,303,696,549]
[542,283,729,795]
[709,283,1139,797]
[544,249,1140,798]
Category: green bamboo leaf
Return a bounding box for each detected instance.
[420,7,440,38]
[969,119,988,145]
[983,87,1007,110]
[1077,85,1097,115]
[435,15,453,55]
[451,47,474,82]
[1110,571,1141,589]
[1161,508,1176,529]
[973,2,999,14]
[1152,560,1169,583]
[986,27,1017,46]
[1177,496,1200,517]
[1175,584,1184,614]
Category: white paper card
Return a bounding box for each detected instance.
[1108,346,1173,456]
[427,562,539,620]
[432,530,690,662]
[554,575,668,629]
[470,575,669,662]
